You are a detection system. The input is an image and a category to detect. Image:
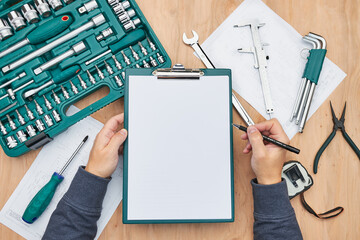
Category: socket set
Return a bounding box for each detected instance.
[0,0,171,156]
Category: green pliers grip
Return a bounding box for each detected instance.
[342,131,360,160]
[313,130,336,174]
[22,172,64,224]
[302,49,327,85]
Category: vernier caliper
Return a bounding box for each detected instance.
[182,30,254,126]
[234,20,274,117]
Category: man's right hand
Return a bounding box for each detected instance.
[241,119,289,185]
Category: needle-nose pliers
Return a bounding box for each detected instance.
[313,102,360,174]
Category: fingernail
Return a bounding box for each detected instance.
[248,126,257,134]
[120,129,127,135]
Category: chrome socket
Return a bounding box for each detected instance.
[25,105,35,120]
[61,85,70,99]
[35,119,45,131]
[8,11,26,31]
[114,75,123,87]
[34,0,51,18]
[138,41,147,56]
[78,0,99,14]
[95,65,105,79]
[142,60,150,68]
[21,3,40,24]
[70,80,79,94]
[118,9,135,23]
[52,110,61,122]
[108,0,119,7]
[52,90,61,104]
[104,60,114,75]
[15,109,26,125]
[0,18,13,41]
[157,53,165,64]
[78,75,87,89]
[96,27,114,41]
[6,136,17,148]
[112,55,122,70]
[129,46,139,61]
[34,99,44,115]
[26,125,37,137]
[16,130,27,143]
[123,18,141,32]
[0,120,7,135]
[121,50,131,65]
[48,0,63,11]
[149,56,158,67]
[43,95,53,110]
[6,114,17,130]
[44,114,54,127]
[113,1,130,15]
[87,70,96,84]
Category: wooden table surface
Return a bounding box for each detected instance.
[1,0,359,239]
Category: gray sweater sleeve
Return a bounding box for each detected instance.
[42,167,110,240]
[251,179,303,240]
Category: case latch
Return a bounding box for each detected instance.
[153,64,204,79]
[25,132,53,150]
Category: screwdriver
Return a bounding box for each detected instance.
[22,136,88,224]
[23,65,80,99]
[0,15,74,59]
[85,28,146,65]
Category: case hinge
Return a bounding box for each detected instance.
[153,64,204,79]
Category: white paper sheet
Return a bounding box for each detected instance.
[0,106,123,240]
[126,75,232,221]
[201,0,347,139]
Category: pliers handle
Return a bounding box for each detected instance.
[342,130,360,160]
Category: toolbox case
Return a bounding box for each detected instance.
[0,0,171,157]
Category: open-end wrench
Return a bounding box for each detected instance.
[183,30,215,69]
[182,30,255,126]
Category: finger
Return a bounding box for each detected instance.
[107,129,128,153]
[253,119,289,143]
[247,126,266,156]
[97,114,125,148]
[240,133,248,140]
[243,142,252,153]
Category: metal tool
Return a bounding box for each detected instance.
[16,130,27,143]
[112,1,130,15]
[35,119,45,131]
[52,110,61,122]
[43,95,52,110]
[149,56,157,67]
[48,0,63,11]
[183,30,255,126]
[0,120,7,135]
[95,65,104,79]
[6,136,17,148]
[121,50,131,65]
[34,99,44,115]
[156,53,164,64]
[96,27,114,41]
[23,65,80,99]
[0,80,34,100]
[86,70,96,84]
[233,124,300,154]
[52,90,61,104]
[44,114,54,127]
[69,80,78,94]
[0,72,26,89]
[6,114,17,130]
[0,15,74,59]
[129,46,139,60]
[313,102,360,174]
[85,28,146,65]
[0,18,13,41]
[64,0,75,4]
[25,105,35,120]
[34,0,51,18]
[107,0,119,7]
[103,60,113,75]
[77,75,87,89]
[26,125,37,137]
[147,36,156,51]
[0,102,17,115]
[119,9,135,23]
[60,85,70,99]
[142,60,150,68]
[114,75,123,87]
[112,55,122,70]
[22,136,88,224]
[15,109,26,125]
[2,14,105,73]
[21,3,39,24]
[293,33,327,133]
[123,18,141,31]
[78,0,98,14]
[8,11,26,31]
[138,41,147,56]
[234,20,274,117]
[34,41,86,75]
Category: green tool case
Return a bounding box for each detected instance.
[0,0,171,157]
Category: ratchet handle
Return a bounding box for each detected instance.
[53,65,80,84]
[109,29,146,53]
[302,49,327,85]
[27,15,74,44]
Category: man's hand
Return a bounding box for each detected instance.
[241,119,289,185]
[86,114,127,178]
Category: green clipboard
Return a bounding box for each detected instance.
[123,64,234,224]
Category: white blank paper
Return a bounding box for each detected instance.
[126,75,232,221]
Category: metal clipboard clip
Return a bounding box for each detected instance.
[152,64,204,79]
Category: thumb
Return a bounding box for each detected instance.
[247,126,266,152]
[107,129,128,152]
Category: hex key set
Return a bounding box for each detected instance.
[0,0,171,156]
